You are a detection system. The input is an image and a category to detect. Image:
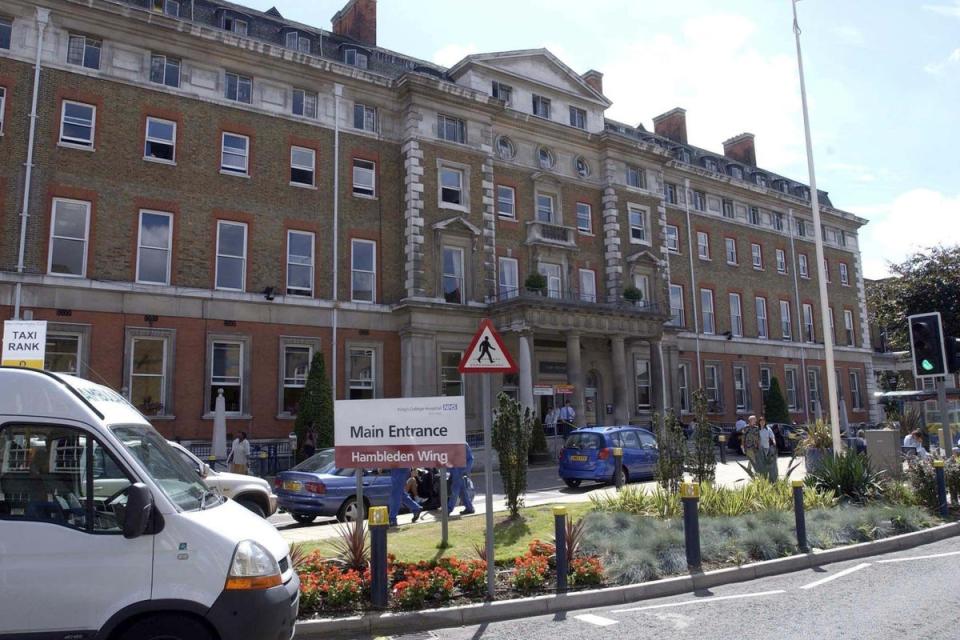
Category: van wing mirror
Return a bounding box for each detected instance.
[123,482,154,539]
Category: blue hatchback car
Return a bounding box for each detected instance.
[558,426,659,488]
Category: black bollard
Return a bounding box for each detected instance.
[681,482,701,570]
[934,460,948,518]
[792,480,808,552]
[369,506,389,608]
[718,435,727,464]
[554,506,568,593]
[613,447,624,490]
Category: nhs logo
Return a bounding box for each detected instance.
[442,403,458,411]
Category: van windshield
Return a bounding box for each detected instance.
[111,425,209,512]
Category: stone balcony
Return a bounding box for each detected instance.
[525,221,578,249]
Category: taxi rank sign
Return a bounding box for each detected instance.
[334,396,467,469]
[1,320,47,369]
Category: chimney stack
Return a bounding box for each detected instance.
[331,0,377,47]
[582,69,603,95]
[722,133,756,166]
[653,107,687,144]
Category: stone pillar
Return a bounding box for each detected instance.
[518,331,535,416]
[610,335,629,424]
[650,339,664,416]
[400,330,435,397]
[566,332,586,427]
[664,343,681,414]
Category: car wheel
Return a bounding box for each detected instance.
[236,497,266,518]
[611,468,629,485]
[563,478,582,489]
[117,614,213,640]
[337,497,367,522]
[291,513,317,525]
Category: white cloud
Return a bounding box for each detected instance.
[832,25,865,47]
[431,43,479,67]
[923,2,960,18]
[924,48,960,74]
[856,189,960,278]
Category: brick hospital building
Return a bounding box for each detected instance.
[0,0,879,442]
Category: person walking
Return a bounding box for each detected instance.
[227,432,250,475]
[757,416,777,481]
[448,444,475,515]
[559,400,576,435]
[742,415,760,463]
[302,429,317,460]
[388,467,422,526]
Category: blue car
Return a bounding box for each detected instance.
[274,449,394,524]
[558,426,659,488]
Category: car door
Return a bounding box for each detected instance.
[0,421,153,637]
[619,430,643,478]
[363,468,392,507]
[637,430,659,475]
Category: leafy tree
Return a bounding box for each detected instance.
[686,389,716,483]
[764,377,790,424]
[866,245,960,351]
[655,411,686,493]
[294,351,334,454]
[492,393,534,518]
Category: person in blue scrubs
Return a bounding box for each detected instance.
[388,467,421,526]
[448,444,475,515]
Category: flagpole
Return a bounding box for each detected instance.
[792,0,841,453]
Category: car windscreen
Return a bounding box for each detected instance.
[564,432,605,450]
[111,424,209,512]
[292,449,336,473]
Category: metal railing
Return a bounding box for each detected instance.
[493,286,661,315]
[526,221,578,248]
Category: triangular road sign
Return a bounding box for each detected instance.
[458,319,518,374]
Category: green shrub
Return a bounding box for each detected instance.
[905,459,939,512]
[686,389,716,483]
[492,393,534,518]
[655,411,686,493]
[805,450,884,503]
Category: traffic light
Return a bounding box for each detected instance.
[947,336,960,374]
[908,312,947,377]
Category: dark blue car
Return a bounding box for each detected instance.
[558,426,659,488]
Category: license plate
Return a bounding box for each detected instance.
[283,481,302,491]
[570,455,588,462]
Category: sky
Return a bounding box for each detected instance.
[240,0,960,279]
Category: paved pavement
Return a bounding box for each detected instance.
[273,455,806,544]
[377,536,960,640]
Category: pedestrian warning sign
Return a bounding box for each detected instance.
[458,319,517,374]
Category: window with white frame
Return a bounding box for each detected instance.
[780,300,793,340]
[628,206,648,244]
[210,341,243,413]
[0,18,11,50]
[352,159,376,197]
[756,296,768,339]
[701,289,715,334]
[293,88,318,118]
[129,337,166,416]
[532,94,551,119]
[797,218,807,237]
[576,203,592,232]
[47,334,81,375]
[627,165,645,189]
[351,239,376,302]
[215,221,246,291]
[149,54,180,88]
[733,365,748,410]
[697,231,710,259]
[144,117,176,163]
[224,16,247,35]
[839,262,849,286]
[442,246,465,304]
[803,303,815,342]
[438,114,466,143]
[498,256,518,300]
[664,183,678,204]
[282,345,312,412]
[290,146,315,186]
[725,238,738,264]
[634,356,651,410]
[136,210,172,285]
[440,351,463,396]
[491,81,512,104]
[785,367,799,410]
[343,48,368,68]
[537,146,555,169]
[496,135,515,159]
[569,106,586,129]
[776,248,787,274]
[844,309,855,345]
[722,199,735,219]
[539,263,562,299]
[798,254,809,278]
[60,101,96,148]
[286,230,314,296]
[849,370,863,410]
[348,348,376,399]
[692,190,706,211]
[0,87,5,134]
[225,72,252,104]
[497,185,515,219]
[220,132,249,175]
[665,225,680,252]
[807,368,822,416]
[633,274,650,304]
[353,103,377,131]
[824,258,831,282]
[729,293,743,337]
[285,31,310,53]
[48,199,90,277]
[678,363,691,413]
[829,307,836,342]
[536,194,555,223]
[669,284,684,327]
[579,269,596,302]
[67,34,101,69]
[705,364,721,408]
[751,243,763,269]
[440,166,464,206]
[759,366,772,392]
[749,207,761,225]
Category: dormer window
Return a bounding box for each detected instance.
[574,156,590,178]
[569,107,586,130]
[795,186,810,200]
[537,146,555,169]
[344,48,368,69]
[152,0,180,17]
[532,95,551,119]
[285,32,311,53]
[492,81,512,105]
[223,16,247,35]
[674,148,691,164]
[777,179,791,194]
[496,135,515,160]
[753,172,767,187]
[728,165,743,180]
[703,157,718,172]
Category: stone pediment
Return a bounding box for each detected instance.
[432,215,481,236]
[626,249,664,266]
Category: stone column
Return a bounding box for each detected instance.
[400,330,435,397]
[517,331,535,416]
[650,339,664,415]
[610,335,629,424]
[566,331,586,427]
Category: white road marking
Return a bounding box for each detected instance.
[877,550,960,564]
[799,562,870,590]
[613,589,786,613]
[574,613,618,627]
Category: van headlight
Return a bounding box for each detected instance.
[225,540,282,590]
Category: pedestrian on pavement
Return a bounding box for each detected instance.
[448,444,475,515]
[559,400,576,434]
[302,429,317,460]
[388,467,422,526]
[757,416,777,481]
[903,430,930,460]
[742,415,760,462]
[227,431,250,475]
[545,406,559,437]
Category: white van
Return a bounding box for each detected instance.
[0,368,298,640]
